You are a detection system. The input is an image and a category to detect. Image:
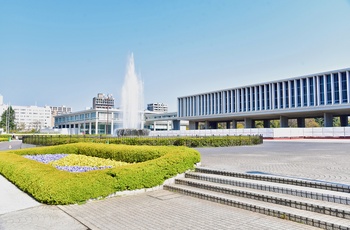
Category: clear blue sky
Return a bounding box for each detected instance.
[1,0,350,111]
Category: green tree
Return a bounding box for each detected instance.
[270,120,280,128]
[254,120,264,128]
[0,106,16,132]
[305,118,320,127]
[315,118,324,127]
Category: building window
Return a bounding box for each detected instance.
[285,82,289,108]
[279,82,283,109]
[252,87,255,111]
[232,90,236,112]
[239,89,242,112]
[256,87,260,110]
[219,92,222,114]
[266,85,270,110]
[228,91,231,113]
[242,88,246,112]
[247,88,250,111]
[309,78,314,106]
[341,72,347,103]
[334,73,339,104]
[319,76,325,105]
[296,79,301,107]
[326,74,332,104]
[291,81,295,107]
[303,79,307,106]
[274,83,278,109]
[261,85,265,110]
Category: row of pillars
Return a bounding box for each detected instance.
[189,113,349,129]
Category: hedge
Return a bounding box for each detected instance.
[0,135,10,142]
[0,143,200,204]
[22,135,263,147]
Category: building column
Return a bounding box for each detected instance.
[232,120,237,129]
[263,119,270,128]
[167,120,170,131]
[280,116,288,128]
[340,115,348,127]
[153,121,156,131]
[244,118,253,128]
[111,118,114,135]
[226,121,230,129]
[297,118,305,128]
[189,121,196,130]
[324,113,333,127]
[89,122,92,135]
[95,121,98,134]
[173,120,180,130]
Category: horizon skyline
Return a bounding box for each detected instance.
[1,1,350,111]
[3,66,350,112]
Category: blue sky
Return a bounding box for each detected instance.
[1,0,350,111]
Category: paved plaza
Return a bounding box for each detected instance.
[1,139,350,229]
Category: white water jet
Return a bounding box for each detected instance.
[121,53,144,129]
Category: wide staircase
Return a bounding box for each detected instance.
[164,167,350,230]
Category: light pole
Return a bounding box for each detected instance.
[106,106,109,135]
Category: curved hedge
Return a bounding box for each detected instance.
[0,143,200,204]
[22,135,263,147]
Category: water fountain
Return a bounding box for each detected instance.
[117,53,149,136]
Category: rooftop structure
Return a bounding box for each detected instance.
[93,93,114,109]
[147,103,168,113]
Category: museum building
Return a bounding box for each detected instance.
[177,68,350,129]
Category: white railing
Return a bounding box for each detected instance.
[149,127,350,138]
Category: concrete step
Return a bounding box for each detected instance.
[195,167,350,193]
[185,172,350,205]
[164,183,350,230]
[164,168,350,229]
[175,177,350,220]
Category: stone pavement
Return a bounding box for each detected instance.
[2,139,350,229]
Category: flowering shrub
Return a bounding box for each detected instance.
[24,154,68,164]
[49,154,129,168]
[55,166,112,173]
[24,154,129,173]
[1,143,200,204]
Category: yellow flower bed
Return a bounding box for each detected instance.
[49,154,130,168]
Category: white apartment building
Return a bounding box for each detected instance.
[13,105,52,130]
[0,103,52,131]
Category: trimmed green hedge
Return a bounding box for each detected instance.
[22,135,263,147]
[0,143,200,204]
[0,135,10,142]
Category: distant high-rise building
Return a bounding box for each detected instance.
[147,103,168,113]
[93,93,114,109]
[0,94,3,105]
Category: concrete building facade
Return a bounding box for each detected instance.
[147,103,168,113]
[144,112,188,131]
[54,108,121,135]
[177,68,350,129]
[50,105,72,128]
[0,104,52,131]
